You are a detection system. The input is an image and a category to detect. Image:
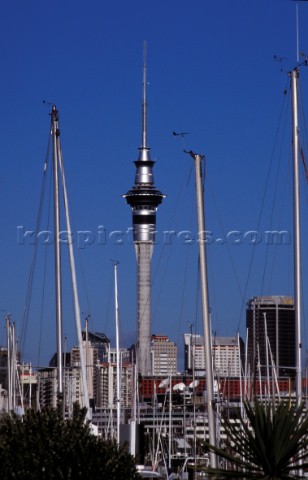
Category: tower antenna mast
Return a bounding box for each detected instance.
[142,40,147,149]
[123,43,165,377]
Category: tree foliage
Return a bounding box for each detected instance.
[0,404,140,480]
[204,400,308,479]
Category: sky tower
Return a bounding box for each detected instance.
[123,46,165,376]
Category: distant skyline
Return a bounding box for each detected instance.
[0,0,308,370]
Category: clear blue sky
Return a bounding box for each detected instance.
[0,0,308,369]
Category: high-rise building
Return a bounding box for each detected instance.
[150,335,177,376]
[212,336,244,378]
[246,296,296,379]
[95,355,134,409]
[81,331,109,362]
[71,343,98,402]
[40,352,83,409]
[184,334,243,377]
[123,47,164,376]
[39,330,108,410]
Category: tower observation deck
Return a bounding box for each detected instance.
[123,45,165,376]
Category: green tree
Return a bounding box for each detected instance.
[203,400,308,479]
[0,404,141,480]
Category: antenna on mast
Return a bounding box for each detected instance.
[296,1,300,64]
[292,0,308,64]
[142,40,147,149]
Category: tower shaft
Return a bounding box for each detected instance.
[137,243,152,375]
[123,44,164,377]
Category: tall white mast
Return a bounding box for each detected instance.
[51,105,63,400]
[188,151,217,469]
[290,68,302,406]
[51,105,90,417]
[114,261,121,444]
[57,135,90,418]
[6,315,11,411]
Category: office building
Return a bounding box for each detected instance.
[184,333,243,377]
[95,356,134,409]
[246,296,296,379]
[150,335,177,376]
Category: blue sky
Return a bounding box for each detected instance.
[0,0,308,369]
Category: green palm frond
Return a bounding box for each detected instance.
[203,400,308,479]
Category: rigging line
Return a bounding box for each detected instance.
[200,164,221,335]
[176,214,195,349]
[260,92,290,297]
[37,166,53,367]
[236,85,290,332]
[202,154,206,187]
[117,311,124,350]
[58,138,90,415]
[207,248,220,335]
[195,256,201,333]
[267,151,292,294]
[298,78,308,182]
[153,192,193,338]
[194,156,242,340]
[160,159,193,232]
[153,197,195,327]
[114,272,124,349]
[58,165,93,326]
[20,129,52,355]
[152,160,193,320]
[75,243,93,330]
[297,80,308,357]
[48,132,93,329]
[300,148,308,181]
[201,158,245,342]
[207,178,245,304]
[161,147,194,233]
[266,109,292,291]
[102,268,114,335]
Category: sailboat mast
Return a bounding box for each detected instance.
[190,151,217,469]
[290,68,302,406]
[57,122,91,418]
[114,261,121,445]
[51,105,63,399]
[6,315,11,411]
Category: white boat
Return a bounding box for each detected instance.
[136,465,164,479]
